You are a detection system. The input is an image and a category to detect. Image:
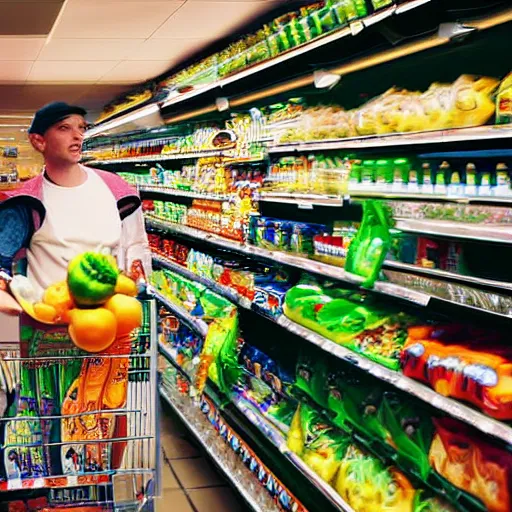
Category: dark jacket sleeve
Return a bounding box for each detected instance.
[0,200,33,273]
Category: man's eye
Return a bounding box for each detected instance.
[59,125,69,131]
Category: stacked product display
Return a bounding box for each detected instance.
[84,2,512,512]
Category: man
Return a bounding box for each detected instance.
[0,102,151,313]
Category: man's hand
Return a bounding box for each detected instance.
[0,289,22,315]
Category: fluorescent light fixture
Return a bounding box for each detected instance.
[0,137,15,141]
[85,104,161,138]
[0,124,31,128]
[313,70,341,89]
[216,97,230,112]
[438,22,477,40]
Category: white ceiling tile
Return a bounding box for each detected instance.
[27,61,118,82]
[0,61,33,81]
[0,38,44,60]
[39,38,144,61]
[53,1,184,39]
[153,1,277,39]
[131,37,209,61]
[99,60,173,84]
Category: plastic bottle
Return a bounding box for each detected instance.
[495,163,511,196]
[375,159,391,191]
[392,158,410,193]
[465,162,477,196]
[350,159,363,188]
[419,162,433,194]
[478,165,492,196]
[435,161,449,194]
[361,160,376,188]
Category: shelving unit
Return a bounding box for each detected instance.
[267,125,512,153]
[158,338,354,512]
[158,387,273,512]
[86,3,512,511]
[150,288,209,337]
[86,0,434,139]
[152,252,512,446]
[147,216,512,317]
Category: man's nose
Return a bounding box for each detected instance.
[72,129,84,140]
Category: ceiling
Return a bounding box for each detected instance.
[0,0,281,116]
[0,0,280,177]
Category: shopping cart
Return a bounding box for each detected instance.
[0,299,160,511]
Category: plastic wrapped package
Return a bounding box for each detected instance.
[335,444,417,512]
[326,366,434,479]
[429,417,512,512]
[287,403,350,483]
[401,325,512,420]
[284,283,416,368]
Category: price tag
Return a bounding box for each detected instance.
[68,475,78,487]
[350,21,364,36]
[33,478,45,488]
[297,202,313,210]
[8,478,22,490]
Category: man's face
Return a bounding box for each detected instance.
[31,114,88,165]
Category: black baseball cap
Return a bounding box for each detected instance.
[28,102,87,135]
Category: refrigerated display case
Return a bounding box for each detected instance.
[85,2,512,511]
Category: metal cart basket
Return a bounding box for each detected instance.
[0,299,160,511]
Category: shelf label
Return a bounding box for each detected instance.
[350,21,364,36]
[297,202,313,210]
[8,479,22,490]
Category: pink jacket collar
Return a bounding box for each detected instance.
[4,166,141,229]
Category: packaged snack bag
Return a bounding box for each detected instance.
[429,417,512,512]
[287,403,349,483]
[402,325,512,420]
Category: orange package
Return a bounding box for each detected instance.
[429,417,512,512]
[401,326,512,420]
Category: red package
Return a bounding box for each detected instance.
[401,326,512,420]
[429,417,512,512]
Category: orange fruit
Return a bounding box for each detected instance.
[114,274,138,297]
[68,308,117,353]
[34,302,57,323]
[104,294,142,336]
[43,281,75,321]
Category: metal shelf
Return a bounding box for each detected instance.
[87,150,228,166]
[349,189,512,205]
[395,218,512,244]
[146,217,512,317]
[138,185,512,209]
[85,0,432,139]
[160,1,418,111]
[152,254,253,309]
[139,185,230,202]
[231,397,355,512]
[258,192,345,207]
[268,125,512,153]
[159,336,354,512]
[150,287,209,337]
[383,260,512,294]
[152,251,512,446]
[159,387,269,512]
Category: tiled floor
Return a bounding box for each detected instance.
[157,400,248,512]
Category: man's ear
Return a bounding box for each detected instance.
[28,133,45,153]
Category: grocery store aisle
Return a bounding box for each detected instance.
[157,400,247,512]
